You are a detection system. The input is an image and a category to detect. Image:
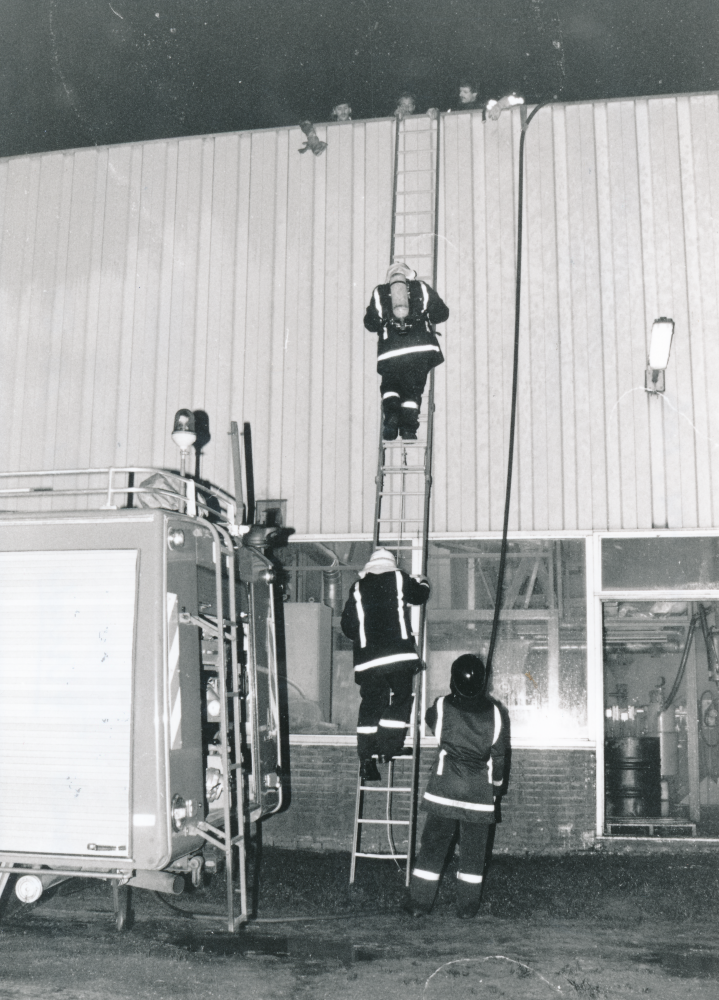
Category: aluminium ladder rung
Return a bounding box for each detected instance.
[381,467,426,473]
[355,852,409,860]
[382,441,426,448]
[382,436,427,443]
[359,785,412,793]
[357,818,410,826]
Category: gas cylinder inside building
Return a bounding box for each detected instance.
[646,685,678,778]
[605,737,661,817]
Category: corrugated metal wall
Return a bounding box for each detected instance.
[0,121,393,534]
[435,93,719,532]
[2,95,719,533]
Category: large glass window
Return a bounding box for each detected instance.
[275,542,411,736]
[602,598,719,838]
[425,540,588,741]
[602,537,719,590]
[275,538,588,742]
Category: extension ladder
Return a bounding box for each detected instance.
[350,112,441,886]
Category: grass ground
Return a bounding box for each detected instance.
[1,849,718,999]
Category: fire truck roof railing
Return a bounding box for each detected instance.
[0,467,239,526]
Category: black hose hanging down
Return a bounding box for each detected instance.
[485,103,549,682]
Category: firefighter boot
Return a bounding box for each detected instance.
[402,897,431,918]
[399,400,420,439]
[360,758,382,782]
[382,395,401,440]
[383,414,399,441]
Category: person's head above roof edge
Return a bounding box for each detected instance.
[395,92,416,117]
[458,80,479,105]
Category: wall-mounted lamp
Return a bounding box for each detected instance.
[645,317,675,393]
[171,409,196,477]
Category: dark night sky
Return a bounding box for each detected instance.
[0,0,718,159]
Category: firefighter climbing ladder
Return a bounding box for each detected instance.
[350,113,441,886]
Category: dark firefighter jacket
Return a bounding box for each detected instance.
[341,569,430,676]
[363,281,449,372]
[421,693,509,823]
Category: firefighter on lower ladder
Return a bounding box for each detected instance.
[341,548,430,782]
[364,262,449,440]
[404,654,509,919]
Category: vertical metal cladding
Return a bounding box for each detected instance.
[2,95,719,534]
[435,93,719,533]
[0,121,394,534]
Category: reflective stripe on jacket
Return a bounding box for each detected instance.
[422,694,508,823]
[340,569,430,674]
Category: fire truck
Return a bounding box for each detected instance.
[0,417,285,931]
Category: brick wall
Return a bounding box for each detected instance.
[263,745,597,855]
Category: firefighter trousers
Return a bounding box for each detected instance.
[410,814,491,912]
[379,354,436,433]
[356,665,415,760]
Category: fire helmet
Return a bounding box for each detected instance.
[450,654,486,699]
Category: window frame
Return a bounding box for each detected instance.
[285,531,596,751]
[592,528,719,839]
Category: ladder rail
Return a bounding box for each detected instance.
[352,112,442,887]
[350,762,364,884]
[406,109,442,884]
[389,115,401,286]
[220,524,248,928]
[199,524,241,931]
[189,524,247,932]
[406,369,436,884]
[382,760,403,864]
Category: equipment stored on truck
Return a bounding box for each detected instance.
[0,418,285,931]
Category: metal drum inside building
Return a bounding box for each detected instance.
[605,737,661,817]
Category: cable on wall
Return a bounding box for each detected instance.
[485,102,550,682]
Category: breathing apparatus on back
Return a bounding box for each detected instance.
[386,261,415,332]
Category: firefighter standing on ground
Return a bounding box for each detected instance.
[341,548,430,782]
[404,654,509,919]
[364,262,449,440]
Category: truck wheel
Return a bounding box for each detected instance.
[112,882,132,932]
